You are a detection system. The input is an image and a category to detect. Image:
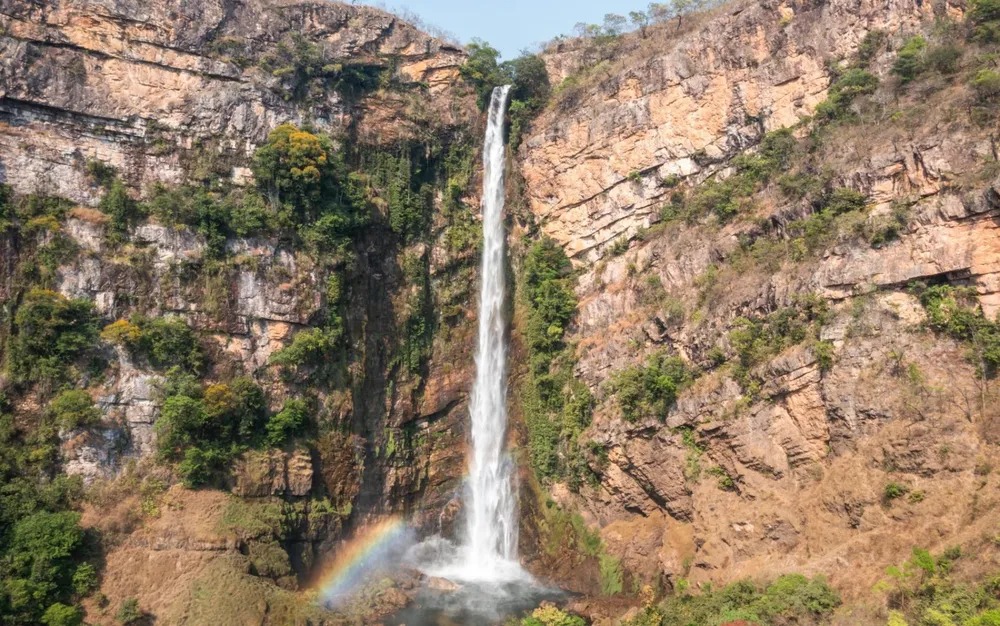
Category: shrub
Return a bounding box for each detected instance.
[892,36,927,83]
[127,316,203,373]
[599,553,624,595]
[972,69,1000,103]
[270,327,337,370]
[636,574,840,626]
[252,123,337,220]
[265,399,310,446]
[7,289,99,386]
[155,395,210,459]
[884,481,910,502]
[970,0,1000,42]
[48,390,101,430]
[116,597,142,624]
[918,284,1000,377]
[816,68,879,119]
[856,30,887,67]
[99,179,138,241]
[926,44,962,75]
[522,603,586,626]
[522,239,577,363]
[41,603,83,626]
[71,562,98,596]
[610,352,692,422]
[100,319,142,346]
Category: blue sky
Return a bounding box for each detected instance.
[372,0,653,59]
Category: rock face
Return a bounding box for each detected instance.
[0,0,468,203]
[520,0,959,262]
[514,0,1000,611]
[0,1,478,619]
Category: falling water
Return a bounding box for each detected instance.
[390,85,561,623]
[462,84,520,579]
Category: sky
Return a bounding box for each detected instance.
[371,0,653,59]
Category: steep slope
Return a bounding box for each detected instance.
[0,0,483,623]
[514,0,1000,622]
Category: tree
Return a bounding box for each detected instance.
[648,2,673,23]
[252,123,338,220]
[892,35,926,83]
[672,0,694,28]
[602,13,628,36]
[265,399,310,446]
[8,289,99,386]
[458,40,507,109]
[629,10,651,37]
[99,179,137,241]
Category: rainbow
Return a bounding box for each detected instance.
[312,516,413,608]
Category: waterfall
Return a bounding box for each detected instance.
[462,84,518,578]
[408,85,530,588]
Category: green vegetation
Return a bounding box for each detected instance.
[520,603,586,626]
[116,597,143,624]
[916,284,1000,379]
[518,239,595,487]
[264,399,310,447]
[7,289,100,388]
[815,68,879,120]
[878,547,1000,625]
[665,128,798,224]
[625,574,840,626]
[893,36,928,83]
[970,0,1000,43]
[101,315,203,373]
[155,375,272,487]
[459,42,550,148]
[259,34,388,103]
[47,390,101,431]
[728,295,830,394]
[610,351,692,422]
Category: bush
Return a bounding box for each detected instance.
[265,399,309,446]
[48,390,101,430]
[108,316,203,373]
[926,44,962,75]
[816,68,879,119]
[7,289,99,386]
[972,69,1000,103]
[883,481,910,502]
[71,562,98,596]
[970,0,1000,42]
[116,597,143,624]
[41,603,83,626]
[630,574,840,626]
[917,284,1000,377]
[892,36,927,83]
[522,603,586,626]
[270,327,337,370]
[100,179,139,241]
[252,123,337,220]
[610,352,692,422]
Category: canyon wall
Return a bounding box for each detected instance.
[515,0,1000,618]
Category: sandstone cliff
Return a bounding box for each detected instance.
[514,0,1000,621]
[0,0,481,622]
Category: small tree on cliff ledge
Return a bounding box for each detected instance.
[253,123,335,216]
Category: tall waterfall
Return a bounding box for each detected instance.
[462,85,519,578]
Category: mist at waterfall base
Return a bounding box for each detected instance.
[315,86,560,624]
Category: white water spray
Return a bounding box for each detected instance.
[462,84,519,577]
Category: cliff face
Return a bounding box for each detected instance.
[0,0,480,622]
[515,0,1000,616]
